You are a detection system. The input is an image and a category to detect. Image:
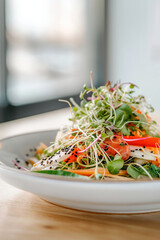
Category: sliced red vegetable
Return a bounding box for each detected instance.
[122,136,160,147]
[63,148,83,163]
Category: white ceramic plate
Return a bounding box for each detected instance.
[1,130,160,214]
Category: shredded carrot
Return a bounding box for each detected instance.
[65,129,82,140]
[147,147,160,166]
[36,142,47,154]
[127,123,147,137]
[66,168,127,177]
[131,107,151,122]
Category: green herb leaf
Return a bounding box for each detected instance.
[80,99,87,108]
[115,104,133,129]
[33,170,89,179]
[151,164,160,177]
[121,125,130,135]
[73,106,78,112]
[130,84,135,89]
[127,165,141,179]
[101,132,107,139]
[107,156,124,175]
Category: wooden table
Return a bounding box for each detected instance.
[1,109,160,240]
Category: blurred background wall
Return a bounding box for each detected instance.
[106,0,160,111]
[0,0,160,122]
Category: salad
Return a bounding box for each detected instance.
[27,78,160,180]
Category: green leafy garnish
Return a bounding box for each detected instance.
[115,104,133,135]
[107,155,124,175]
[33,170,89,179]
[127,165,141,179]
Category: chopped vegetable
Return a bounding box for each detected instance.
[123,136,160,147]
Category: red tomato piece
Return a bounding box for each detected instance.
[100,136,130,161]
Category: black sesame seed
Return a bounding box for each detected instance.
[75,154,77,157]
[25,153,29,157]
[125,143,127,145]
[143,146,146,148]
[16,159,20,163]
[49,166,52,169]
[151,151,154,153]
[142,155,144,157]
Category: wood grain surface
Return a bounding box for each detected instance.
[1,179,160,240]
[1,110,160,240]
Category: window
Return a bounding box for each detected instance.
[0,0,105,122]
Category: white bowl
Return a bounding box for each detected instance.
[0,130,160,214]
